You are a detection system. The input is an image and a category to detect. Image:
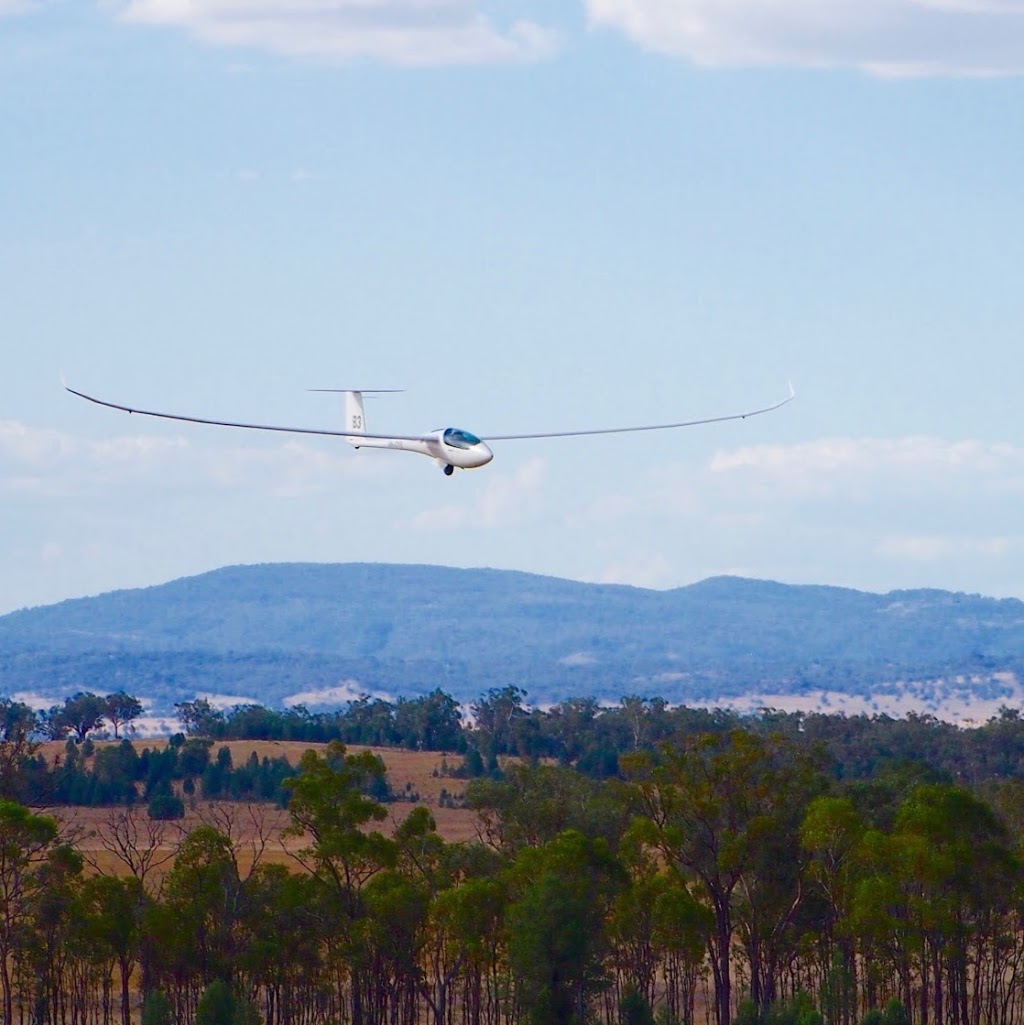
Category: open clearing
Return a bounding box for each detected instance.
[44,740,484,875]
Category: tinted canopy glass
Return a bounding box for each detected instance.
[443,428,482,449]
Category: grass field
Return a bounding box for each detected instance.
[44,740,484,877]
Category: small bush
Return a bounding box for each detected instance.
[883,1001,911,1025]
[621,986,655,1025]
[147,793,185,820]
[141,990,173,1025]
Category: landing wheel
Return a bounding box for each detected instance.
[443,464,454,476]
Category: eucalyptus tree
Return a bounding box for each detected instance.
[391,805,509,1025]
[504,829,626,1025]
[76,873,146,1025]
[731,761,827,1012]
[0,698,38,800]
[175,698,226,737]
[425,875,506,1025]
[22,842,83,1025]
[235,864,326,1025]
[362,869,430,1025]
[284,741,397,1025]
[104,691,144,738]
[162,825,243,992]
[545,697,603,765]
[62,691,109,742]
[466,762,628,854]
[891,784,1022,1025]
[800,796,868,1025]
[394,690,466,752]
[471,685,529,758]
[625,730,825,1025]
[0,801,62,1023]
[607,822,713,1023]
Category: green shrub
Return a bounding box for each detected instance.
[147,792,185,820]
[141,990,173,1025]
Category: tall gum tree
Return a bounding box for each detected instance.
[504,829,627,1025]
[284,741,396,1025]
[0,801,61,1024]
[624,730,825,1025]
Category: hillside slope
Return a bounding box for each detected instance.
[2,563,1023,712]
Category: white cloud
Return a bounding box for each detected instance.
[0,419,381,500]
[558,651,599,666]
[119,0,559,65]
[39,541,62,565]
[708,435,1024,497]
[411,456,548,531]
[565,434,1024,596]
[585,0,1024,76]
[592,552,674,588]
[0,0,44,15]
[876,533,1017,562]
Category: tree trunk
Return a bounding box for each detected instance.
[713,913,732,1025]
[119,956,132,1025]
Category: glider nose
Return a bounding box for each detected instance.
[474,441,494,468]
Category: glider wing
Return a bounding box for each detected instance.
[63,385,428,443]
[479,384,795,441]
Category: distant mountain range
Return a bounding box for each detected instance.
[1,563,1023,718]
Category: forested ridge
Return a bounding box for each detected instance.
[5,690,1024,1025]
[4,563,1024,709]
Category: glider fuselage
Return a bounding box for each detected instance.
[349,427,493,470]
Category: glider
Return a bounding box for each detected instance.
[64,382,795,476]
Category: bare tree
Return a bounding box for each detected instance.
[195,801,280,882]
[86,805,178,895]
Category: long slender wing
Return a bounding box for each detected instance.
[479,384,795,441]
[63,385,430,443]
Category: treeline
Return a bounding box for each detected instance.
[11,686,1024,786]
[9,688,1024,791]
[3,736,1024,1025]
[178,689,1024,786]
[9,735,305,813]
[174,690,468,752]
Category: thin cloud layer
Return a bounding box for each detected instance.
[0,419,377,499]
[411,456,547,531]
[573,435,1024,593]
[709,435,1024,496]
[119,0,559,65]
[585,0,1024,76]
[0,0,43,14]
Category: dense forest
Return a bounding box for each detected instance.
[5,690,1024,1025]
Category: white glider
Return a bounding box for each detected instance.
[65,383,795,477]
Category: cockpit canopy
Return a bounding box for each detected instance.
[443,428,483,450]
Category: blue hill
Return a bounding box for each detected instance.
[1,563,1022,713]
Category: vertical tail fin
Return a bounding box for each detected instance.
[344,390,366,435]
[308,388,403,444]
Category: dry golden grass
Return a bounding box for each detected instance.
[45,740,484,877]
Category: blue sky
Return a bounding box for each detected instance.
[3,0,1024,615]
